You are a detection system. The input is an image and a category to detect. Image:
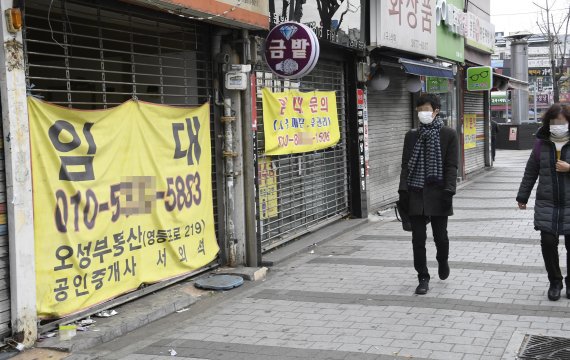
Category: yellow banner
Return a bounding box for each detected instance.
[28,97,219,318]
[258,157,278,220]
[262,89,340,155]
[464,114,477,150]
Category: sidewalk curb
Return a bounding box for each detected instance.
[37,280,215,353]
[261,218,369,267]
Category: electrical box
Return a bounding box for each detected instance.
[225,71,248,90]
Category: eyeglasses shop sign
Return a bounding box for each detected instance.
[467,66,493,91]
[370,0,437,57]
[264,22,320,79]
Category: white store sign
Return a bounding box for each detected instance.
[529,58,554,68]
[465,12,495,53]
[436,0,467,37]
[370,0,437,57]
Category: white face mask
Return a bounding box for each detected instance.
[418,111,434,124]
[550,124,569,137]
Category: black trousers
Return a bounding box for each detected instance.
[540,231,570,285]
[491,136,496,161]
[410,216,449,281]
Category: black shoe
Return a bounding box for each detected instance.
[439,261,450,280]
[415,279,429,295]
[548,282,563,301]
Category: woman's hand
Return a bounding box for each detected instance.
[556,160,570,173]
[518,202,527,210]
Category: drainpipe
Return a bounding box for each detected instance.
[212,29,234,266]
[241,29,259,266]
[221,97,238,266]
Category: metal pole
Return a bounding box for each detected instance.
[506,90,509,122]
[534,87,538,122]
[241,30,259,267]
[222,97,237,266]
[0,0,37,344]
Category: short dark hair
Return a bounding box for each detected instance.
[541,103,570,128]
[416,93,441,111]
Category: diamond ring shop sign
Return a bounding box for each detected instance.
[265,21,320,79]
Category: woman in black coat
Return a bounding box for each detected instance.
[517,104,570,301]
[399,94,459,295]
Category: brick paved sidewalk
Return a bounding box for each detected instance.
[69,150,568,360]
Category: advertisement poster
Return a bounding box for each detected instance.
[262,88,340,155]
[464,114,477,149]
[28,97,219,318]
[258,157,278,220]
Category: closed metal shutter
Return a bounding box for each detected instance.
[464,91,485,174]
[0,123,9,337]
[255,60,350,252]
[23,0,220,324]
[367,72,412,210]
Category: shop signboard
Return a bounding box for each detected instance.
[436,0,465,62]
[467,66,493,91]
[465,12,495,54]
[426,77,450,93]
[264,21,320,79]
[129,0,269,29]
[370,0,437,57]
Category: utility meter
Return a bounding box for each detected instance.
[225,71,248,90]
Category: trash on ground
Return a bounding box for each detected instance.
[168,348,177,356]
[78,317,96,326]
[176,307,190,313]
[95,309,118,318]
[59,324,77,341]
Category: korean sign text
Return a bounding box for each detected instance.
[29,98,219,318]
[262,89,340,155]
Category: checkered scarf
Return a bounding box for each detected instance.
[407,116,444,191]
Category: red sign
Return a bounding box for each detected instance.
[251,74,257,131]
[357,89,364,106]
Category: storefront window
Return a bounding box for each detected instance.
[422,77,457,129]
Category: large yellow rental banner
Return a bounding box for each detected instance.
[28,97,219,318]
[262,88,340,155]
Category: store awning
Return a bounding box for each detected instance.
[398,58,455,79]
[492,72,529,91]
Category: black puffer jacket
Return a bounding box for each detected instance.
[399,126,459,217]
[517,126,570,235]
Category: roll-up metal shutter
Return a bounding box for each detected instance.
[464,91,485,174]
[0,122,9,338]
[24,0,221,326]
[367,72,412,210]
[255,60,350,252]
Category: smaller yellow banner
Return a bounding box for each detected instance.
[258,157,278,220]
[262,89,340,155]
[464,114,477,150]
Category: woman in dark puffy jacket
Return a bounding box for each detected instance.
[517,104,570,301]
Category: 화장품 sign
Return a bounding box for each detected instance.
[28,97,219,318]
[264,21,320,79]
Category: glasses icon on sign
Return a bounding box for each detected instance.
[470,71,489,81]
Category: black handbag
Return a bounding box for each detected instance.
[395,201,413,232]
